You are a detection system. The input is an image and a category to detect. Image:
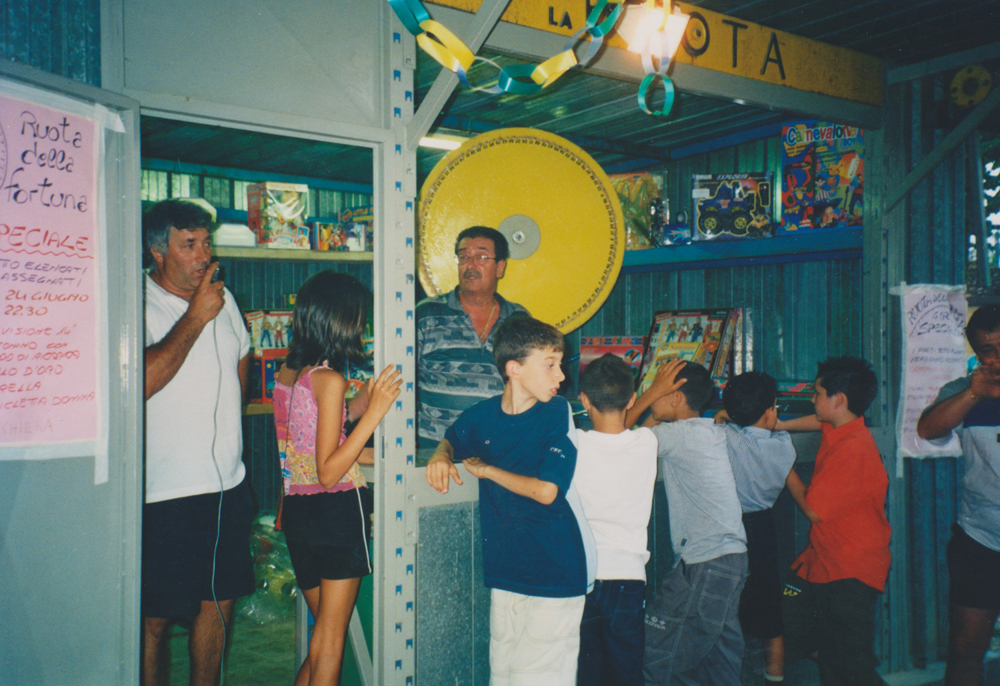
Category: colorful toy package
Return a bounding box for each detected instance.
[636,308,742,394]
[780,121,864,233]
[579,336,647,384]
[247,182,311,249]
[691,173,774,241]
[245,311,293,352]
[609,171,667,250]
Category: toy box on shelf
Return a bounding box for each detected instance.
[341,204,373,253]
[579,336,648,385]
[610,171,667,250]
[249,349,288,405]
[246,311,293,352]
[636,308,742,395]
[247,182,311,249]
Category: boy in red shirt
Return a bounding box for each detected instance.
[778,356,891,685]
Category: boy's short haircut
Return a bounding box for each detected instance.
[455,226,510,261]
[816,356,878,416]
[493,316,564,383]
[675,361,716,413]
[580,353,635,413]
[722,371,777,427]
[966,305,1000,349]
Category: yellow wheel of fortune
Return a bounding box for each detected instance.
[418,128,625,334]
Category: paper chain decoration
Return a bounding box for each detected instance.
[387,0,678,117]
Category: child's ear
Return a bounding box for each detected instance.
[506,359,521,380]
[625,392,637,411]
[580,392,592,412]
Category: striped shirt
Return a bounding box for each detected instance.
[723,424,797,513]
[416,288,529,446]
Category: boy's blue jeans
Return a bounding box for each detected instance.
[577,579,646,686]
[642,552,748,686]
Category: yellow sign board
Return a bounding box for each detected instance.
[425,1,883,107]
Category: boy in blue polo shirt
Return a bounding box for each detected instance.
[426,316,595,686]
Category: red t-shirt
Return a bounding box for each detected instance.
[792,417,892,591]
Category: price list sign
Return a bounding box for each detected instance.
[0,96,98,447]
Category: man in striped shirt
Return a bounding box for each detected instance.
[717,372,799,683]
[416,226,529,449]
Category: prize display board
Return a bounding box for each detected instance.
[418,128,625,334]
[637,308,742,394]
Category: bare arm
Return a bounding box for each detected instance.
[313,365,402,489]
[625,359,688,429]
[426,438,463,494]
[144,265,225,400]
[785,468,820,523]
[775,414,823,432]
[463,457,558,505]
[917,369,1000,439]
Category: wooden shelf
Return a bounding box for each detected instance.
[244,404,274,416]
[214,247,373,262]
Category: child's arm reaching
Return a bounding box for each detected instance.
[785,468,820,523]
[775,414,822,432]
[313,364,402,488]
[625,358,688,429]
[462,457,559,505]
[426,439,463,494]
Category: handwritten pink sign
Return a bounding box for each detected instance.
[0,96,98,446]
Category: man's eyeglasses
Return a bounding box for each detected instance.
[456,254,498,265]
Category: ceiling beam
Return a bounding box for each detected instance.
[424,4,883,131]
[887,40,1000,85]
[405,0,511,151]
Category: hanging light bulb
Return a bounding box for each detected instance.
[623,0,689,62]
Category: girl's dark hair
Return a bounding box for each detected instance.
[285,270,370,373]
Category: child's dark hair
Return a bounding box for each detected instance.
[581,353,634,413]
[722,372,778,427]
[143,199,213,260]
[676,362,716,413]
[816,356,877,416]
[493,316,563,383]
[967,305,1000,349]
[286,270,370,374]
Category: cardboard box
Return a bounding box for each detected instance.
[313,221,345,251]
[249,349,288,404]
[245,310,293,353]
[343,223,366,252]
[247,182,311,249]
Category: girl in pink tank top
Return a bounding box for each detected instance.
[273,270,401,686]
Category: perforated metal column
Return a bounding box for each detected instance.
[373,10,418,686]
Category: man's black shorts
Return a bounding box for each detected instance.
[738,508,783,639]
[947,523,1000,611]
[142,479,255,618]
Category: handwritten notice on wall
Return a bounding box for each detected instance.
[0,96,98,447]
[896,284,966,467]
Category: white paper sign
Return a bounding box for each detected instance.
[896,284,966,464]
